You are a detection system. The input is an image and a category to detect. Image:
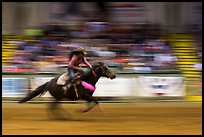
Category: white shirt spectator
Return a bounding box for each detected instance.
[193,63,202,71]
[154,53,177,62]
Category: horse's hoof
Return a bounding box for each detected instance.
[18,100,25,103]
[76,109,88,113]
[81,109,89,113]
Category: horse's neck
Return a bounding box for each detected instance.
[89,75,100,86]
[85,71,100,86]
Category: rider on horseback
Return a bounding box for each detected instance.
[63,47,97,92]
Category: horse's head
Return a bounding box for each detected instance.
[93,62,116,80]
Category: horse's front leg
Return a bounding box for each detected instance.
[81,94,99,113]
[77,84,105,113]
[82,101,107,115]
[95,103,106,114]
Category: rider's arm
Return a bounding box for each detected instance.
[84,57,97,77]
[68,55,80,70]
[83,57,93,69]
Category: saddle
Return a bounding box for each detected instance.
[57,72,79,97]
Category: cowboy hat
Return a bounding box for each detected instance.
[77,47,87,55]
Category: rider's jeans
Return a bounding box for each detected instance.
[65,68,76,86]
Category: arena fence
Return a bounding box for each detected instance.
[2,71,201,102]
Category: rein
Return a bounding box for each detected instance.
[92,69,97,78]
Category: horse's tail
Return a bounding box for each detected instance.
[18,82,49,103]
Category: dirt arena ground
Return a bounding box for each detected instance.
[2,101,202,135]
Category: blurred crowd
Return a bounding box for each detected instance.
[3,22,180,73]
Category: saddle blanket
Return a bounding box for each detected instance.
[57,72,69,85]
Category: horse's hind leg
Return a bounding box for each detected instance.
[48,100,63,120]
[48,99,69,120]
[48,99,58,119]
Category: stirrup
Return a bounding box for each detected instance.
[63,85,71,95]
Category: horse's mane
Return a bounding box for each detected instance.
[92,61,104,69]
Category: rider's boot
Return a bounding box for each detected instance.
[62,86,67,93]
[63,84,72,94]
[63,75,81,93]
[63,80,71,93]
[67,83,72,89]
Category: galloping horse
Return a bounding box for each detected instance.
[19,62,116,118]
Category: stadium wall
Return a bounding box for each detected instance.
[2,73,189,100]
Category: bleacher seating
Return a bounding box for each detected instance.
[2,35,32,66]
[168,34,202,94]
